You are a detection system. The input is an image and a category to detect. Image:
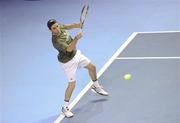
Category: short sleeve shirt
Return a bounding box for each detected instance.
[52,24,77,63]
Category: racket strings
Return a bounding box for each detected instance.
[80,5,89,22]
[80,4,89,28]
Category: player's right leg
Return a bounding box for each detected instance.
[62,81,76,118]
[60,57,78,118]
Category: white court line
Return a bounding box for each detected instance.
[136,30,180,34]
[116,57,180,60]
[54,32,138,123]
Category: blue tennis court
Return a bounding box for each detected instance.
[1,0,180,123]
[55,31,180,123]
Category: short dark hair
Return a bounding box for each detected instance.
[47,19,57,30]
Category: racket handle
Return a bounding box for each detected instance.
[80,21,84,29]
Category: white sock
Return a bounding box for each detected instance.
[93,80,100,87]
[64,101,69,108]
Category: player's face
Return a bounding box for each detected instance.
[51,23,60,34]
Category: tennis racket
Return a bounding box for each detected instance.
[80,4,89,29]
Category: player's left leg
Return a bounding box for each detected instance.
[85,63,97,81]
[77,50,109,96]
[85,63,109,96]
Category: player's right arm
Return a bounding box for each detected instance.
[53,31,83,52]
[67,31,83,52]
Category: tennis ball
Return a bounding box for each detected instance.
[124,74,132,80]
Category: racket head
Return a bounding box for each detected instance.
[80,4,89,28]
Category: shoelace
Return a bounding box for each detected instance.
[92,85,103,89]
[66,107,70,111]
[62,107,70,112]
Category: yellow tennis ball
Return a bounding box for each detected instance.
[124,74,132,80]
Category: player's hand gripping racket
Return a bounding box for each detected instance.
[80,4,89,29]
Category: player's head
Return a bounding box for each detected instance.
[47,19,60,34]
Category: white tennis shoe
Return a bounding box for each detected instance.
[91,85,109,96]
[62,107,74,118]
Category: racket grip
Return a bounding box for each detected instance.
[80,21,84,29]
[75,31,83,40]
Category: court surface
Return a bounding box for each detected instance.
[55,31,180,123]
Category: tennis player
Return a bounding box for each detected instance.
[47,19,108,118]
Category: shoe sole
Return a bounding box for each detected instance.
[64,115,74,118]
[91,88,109,96]
[62,112,74,118]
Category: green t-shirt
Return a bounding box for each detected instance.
[52,24,77,63]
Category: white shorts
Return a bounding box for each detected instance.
[61,50,91,82]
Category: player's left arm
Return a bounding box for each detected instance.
[63,22,82,30]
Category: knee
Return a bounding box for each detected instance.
[89,63,96,71]
[92,64,96,70]
[68,81,76,89]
